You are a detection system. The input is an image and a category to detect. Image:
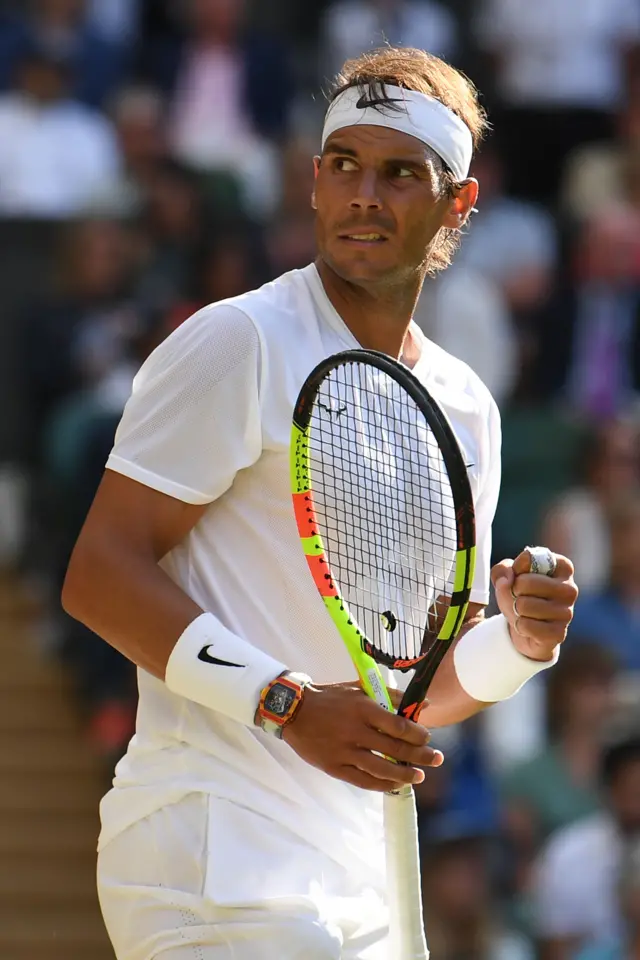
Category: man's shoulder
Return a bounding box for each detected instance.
[150,267,317,366]
[209,266,316,341]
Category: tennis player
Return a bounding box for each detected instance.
[63,47,578,960]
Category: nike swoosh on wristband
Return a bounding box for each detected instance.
[197,646,245,668]
[356,93,404,110]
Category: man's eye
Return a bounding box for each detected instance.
[391,166,415,179]
[335,158,358,172]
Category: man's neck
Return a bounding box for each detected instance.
[315,257,424,359]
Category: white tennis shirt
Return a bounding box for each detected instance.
[99,263,502,889]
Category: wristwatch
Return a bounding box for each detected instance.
[257,672,312,738]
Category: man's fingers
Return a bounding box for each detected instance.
[511,575,578,603]
[511,595,574,625]
[511,617,568,645]
[350,749,425,786]
[360,730,440,767]
[338,766,409,793]
[491,558,515,591]
[362,701,430,745]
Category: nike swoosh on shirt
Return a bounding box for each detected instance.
[197,646,245,668]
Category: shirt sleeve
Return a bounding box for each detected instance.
[106,303,263,504]
[470,394,502,605]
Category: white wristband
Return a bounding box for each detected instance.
[453,613,560,703]
[164,613,287,727]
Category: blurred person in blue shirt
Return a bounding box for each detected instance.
[571,491,640,672]
[0,0,127,109]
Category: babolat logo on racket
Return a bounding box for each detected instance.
[367,668,390,709]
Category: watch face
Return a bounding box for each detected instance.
[265,683,297,718]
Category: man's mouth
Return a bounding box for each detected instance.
[340,233,388,243]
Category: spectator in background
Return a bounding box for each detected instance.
[540,420,640,594]
[500,644,618,897]
[575,839,640,960]
[86,0,141,49]
[90,84,167,218]
[458,144,557,318]
[533,737,640,960]
[23,217,137,458]
[422,833,534,960]
[0,41,120,217]
[562,87,640,223]
[416,265,518,408]
[265,135,317,275]
[474,0,640,205]
[418,142,558,407]
[533,209,640,417]
[0,0,127,109]
[146,0,292,220]
[570,492,640,673]
[133,158,206,315]
[153,228,259,343]
[320,0,459,83]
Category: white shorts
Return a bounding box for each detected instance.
[97,792,389,959]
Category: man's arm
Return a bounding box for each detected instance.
[415,602,488,728]
[62,469,207,680]
[418,550,578,728]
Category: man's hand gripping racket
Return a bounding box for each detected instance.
[289,349,560,959]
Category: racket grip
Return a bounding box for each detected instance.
[384,787,429,960]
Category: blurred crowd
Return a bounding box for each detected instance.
[0,1,639,959]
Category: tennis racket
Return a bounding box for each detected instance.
[290,349,477,960]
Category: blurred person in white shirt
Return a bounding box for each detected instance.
[533,738,640,960]
[0,41,120,218]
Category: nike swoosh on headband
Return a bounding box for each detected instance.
[198,646,245,668]
[356,93,404,110]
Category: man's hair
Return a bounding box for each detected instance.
[601,737,640,788]
[330,47,489,275]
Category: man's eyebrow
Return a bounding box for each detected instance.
[323,142,359,158]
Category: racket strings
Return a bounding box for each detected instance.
[309,361,457,667]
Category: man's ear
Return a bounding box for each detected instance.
[311,156,321,210]
[441,178,479,229]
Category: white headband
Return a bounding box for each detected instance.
[322,85,473,183]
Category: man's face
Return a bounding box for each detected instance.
[313,125,476,289]
[610,759,640,833]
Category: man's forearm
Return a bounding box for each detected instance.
[62,528,203,681]
[416,613,490,728]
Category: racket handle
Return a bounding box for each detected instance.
[384,787,429,960]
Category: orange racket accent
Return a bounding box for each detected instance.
[400,700,425,722]
[306,552,338,598]
[292,491,317,538]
